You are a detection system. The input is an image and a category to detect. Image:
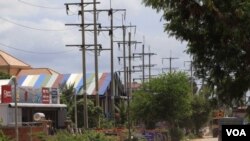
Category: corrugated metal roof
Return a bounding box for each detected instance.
[17,68,59,76]
[17,73,111,96]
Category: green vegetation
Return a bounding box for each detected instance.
[0,72,10,79]
[35,130,117,141]
[131,72,212,140]
[0,130,11,141]
[59,83,110,128]
[142,0,250,107]
[131,72,192,140]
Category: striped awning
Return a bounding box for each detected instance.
[17,73,111,96]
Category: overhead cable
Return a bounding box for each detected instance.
[17,0,64,10]
[0,42,74,54]
[0,17,76,31]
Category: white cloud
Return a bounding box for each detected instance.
[0,0,190,76]
[0,0,39,17]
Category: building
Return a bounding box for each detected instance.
[0,79,67,128]
[0,50,125,128]
[16,73,124,117]
[0,50,31,76]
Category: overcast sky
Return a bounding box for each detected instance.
[0,0,191,81]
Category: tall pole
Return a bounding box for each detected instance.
[122,25,127,95]
[162,52,178,74]
[109,8,115,120]
[185,61,194,95]
[191,61,193,95]
[74,89,78,129]
[80,0,88,129]
[93,0,99,107]
[142,44,145,85]
[13,76,18,141]
[148,47,152,81]
[128,32,132,140]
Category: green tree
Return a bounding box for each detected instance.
[59,83,103,128]
[0,72,10,79]
[191,94,211,135]
[131,90,156,129]
[142,0,250,106]
[131,72,192,129]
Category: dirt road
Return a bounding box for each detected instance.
[191,136,217,141]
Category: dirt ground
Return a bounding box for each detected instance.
[191,136,218,141]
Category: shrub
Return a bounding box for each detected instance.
[45,130,117,141]
[170,127,184,141]
[0,130,12,141]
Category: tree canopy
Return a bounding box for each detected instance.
[0,72,10,79]
[131,72,192,128]
[142,0,250,105]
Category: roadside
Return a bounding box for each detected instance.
[191,136,217,141]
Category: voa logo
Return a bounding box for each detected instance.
[226,129,246,136]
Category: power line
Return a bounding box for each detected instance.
[0,42,74,54]
[17,0,64,10]
[0,17,76,31]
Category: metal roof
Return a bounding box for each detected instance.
[8,103,67,108]
[17,73,111,96]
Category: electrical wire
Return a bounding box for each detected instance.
[0,17,77,32]
[0,42,74,54]
[17,0,64,10]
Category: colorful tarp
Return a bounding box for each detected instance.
[17,73,111,96]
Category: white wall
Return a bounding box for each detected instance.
[0,104,9,126]
[0,104,22,126]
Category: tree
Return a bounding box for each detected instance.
[142,0,250,106]
[59,83,103,128]
[131,90,156,129]
[191,94,211,135]
[0,72,10,79]
[131,72,192,129]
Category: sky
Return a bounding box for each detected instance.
[0,0,191,82]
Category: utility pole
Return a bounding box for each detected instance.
[185,61,194,95]
[65,0,100,129]
[162,51,178,74]
[133,63,156,82]
[98,8,126,121]
[93,0,99,107]
[148,52,156,81]
[142,44,145,84]
[128,32,132,140]
[81,0,88,129]
[113,25,136,95]
[123,25,127,95]
[133,52,156,82]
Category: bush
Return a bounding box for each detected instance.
[0,130,12,141]
[44,130,117,141]
[170,127,184,141]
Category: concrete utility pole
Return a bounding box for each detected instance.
[81,0,88,129]
[185,61,194,95]
[142,44,145,84]
[113,24,136,95]
[96,8,126,121]
[128,32,132,141]
[93,0,99,107]
[133,63,156,82]
[65,0,101,129]
[10,76,18,141]
[162,51,178,74]
[133,52,156,82]
[148,51,154,81]
[122,25,127,95]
